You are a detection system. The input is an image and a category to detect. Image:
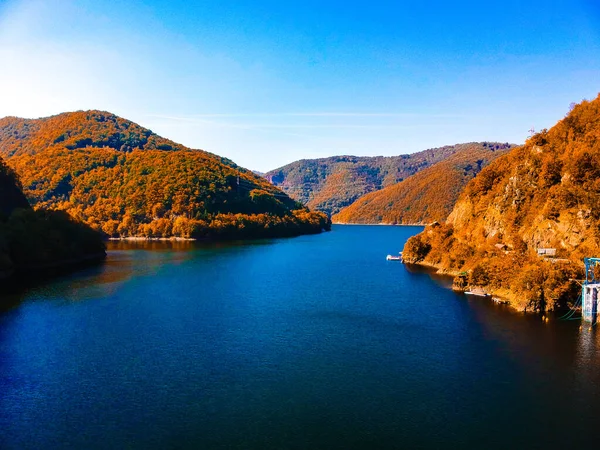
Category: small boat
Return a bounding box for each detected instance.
[464,287,490,297]
[386,252,403,261]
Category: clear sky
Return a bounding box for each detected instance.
[0,0,599,171]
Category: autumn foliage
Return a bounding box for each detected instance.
[265,145,483,216]
[403,95,600,311]
[332,142,512,224]
[0,111,330,239]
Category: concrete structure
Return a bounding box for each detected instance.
[582,258,600,323]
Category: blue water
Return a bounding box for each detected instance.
[1,225,600,449]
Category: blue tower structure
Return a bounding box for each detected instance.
[582,258,600,323]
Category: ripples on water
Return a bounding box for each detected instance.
[1,225,600,449]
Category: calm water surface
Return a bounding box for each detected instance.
[1,225,600,449]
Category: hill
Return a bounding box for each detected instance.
[264,145,502,216]
[0,156,105,280]
[402,95,600,312]
[0,157,29,218]
[332,143,513,224]
[0,111,330,239]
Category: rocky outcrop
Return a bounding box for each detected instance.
[403,95,600,312]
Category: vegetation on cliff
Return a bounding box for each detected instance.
[332,142,513,224]
[0,156,105,278]
[403,96,600,312]
[0,111,330,239]
[265,145,489,216]
[0,157,29,218]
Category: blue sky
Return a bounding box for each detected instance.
[0,0,599,171]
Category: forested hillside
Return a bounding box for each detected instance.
[0,157,29,218]
[332,143,512,224]
[0,156,105,280]
[264,145,494,216]
[0,111,330,239]
[403,96,600,311]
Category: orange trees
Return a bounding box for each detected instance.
[403,95,600,311]
[0,111,330,239]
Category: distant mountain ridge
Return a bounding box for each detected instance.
[0,110,330,239]
[332,142,514,224]
[264,143,512,216]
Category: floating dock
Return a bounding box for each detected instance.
[386,252,403,261]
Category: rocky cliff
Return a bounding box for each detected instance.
[403,96,600,311]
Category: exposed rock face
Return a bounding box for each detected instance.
[403,95,600,311]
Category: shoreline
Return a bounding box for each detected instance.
[108,236,197,242]
[107,227,332,242]
[405,259,525,311]
[332,222,427,226]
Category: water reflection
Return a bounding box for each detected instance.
[574,326,600,386]
[107,239,198,251]
[405,263,600,379]
[105,238,278,252]
[403,263,454,289]
[0,242,191,309]
[4,227,600,449]
[1,238,282,311]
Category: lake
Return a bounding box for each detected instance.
[1,225,600,449]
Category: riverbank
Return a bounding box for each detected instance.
[108,236,196,241]
[331,222,427,226]
[4,223,598,449]
[105,225,332,242]
[404,259,526,311]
